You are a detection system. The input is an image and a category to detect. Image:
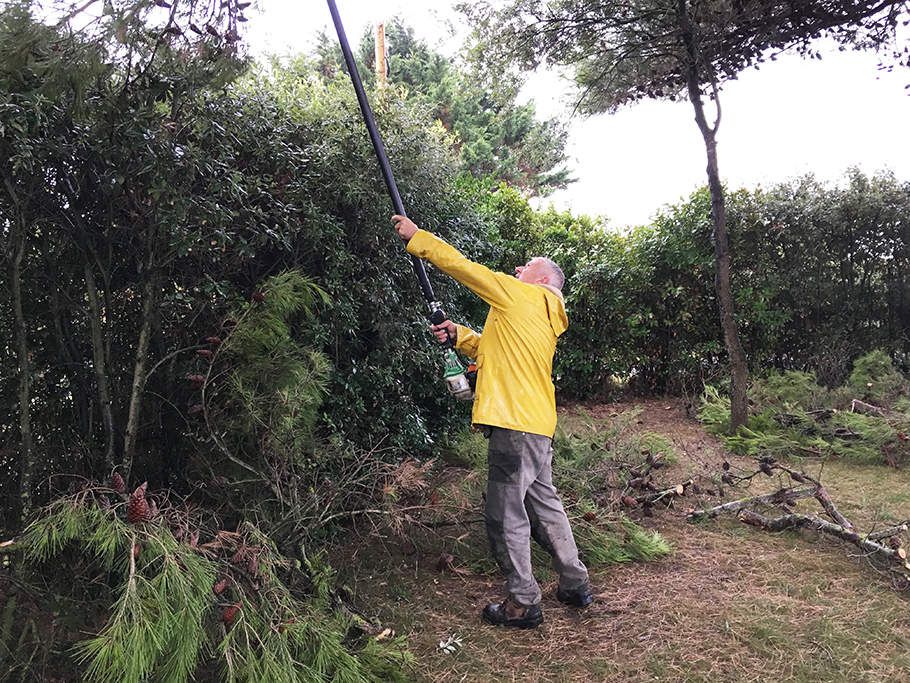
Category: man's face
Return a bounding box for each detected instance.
[514,257,550,285]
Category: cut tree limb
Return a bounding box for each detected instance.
[687,487,816,521]
[738,510,900,561]
[813,485,855,531]
[633,479,694,507]
[867,523,909,541]
[851,399,887,417]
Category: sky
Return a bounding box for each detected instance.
[245,1,910,228]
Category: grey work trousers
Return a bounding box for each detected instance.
[484,426,589,606]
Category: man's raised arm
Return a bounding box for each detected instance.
[392,215,516,310]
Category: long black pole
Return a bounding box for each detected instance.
[326,0,439,310]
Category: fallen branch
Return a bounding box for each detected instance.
[867,522,910,541]
[813,484,855,531]
[632,480,694,507]
[738,510,904,563]
[851,399,888,417]
[765,463,856,531]
[687,487,817,521]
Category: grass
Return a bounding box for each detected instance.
[332,399,910,682]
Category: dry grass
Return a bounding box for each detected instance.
[334,399,910,682]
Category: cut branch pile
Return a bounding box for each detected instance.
[688,457,910,588]
[616,452,698,514]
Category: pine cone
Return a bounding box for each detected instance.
[111,472,126,494]
[127,482,151,524]
[205,336,222,345]
[251,291,265,303]
[213,578,230,596]
[222,603,240,626]
[186,373,205,389]
[196,349,213,359]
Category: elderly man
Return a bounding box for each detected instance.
[392,214,592,630]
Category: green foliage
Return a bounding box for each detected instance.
[547,411,671,565]
[570,508,672,566]
[750,371,828,410]
[16,490,412,682]
[222,271,332,459]
[700,355,910,465]
[698,385,732,434]
[827,411,902,464]
[465,1,907,114]
[315,19,572,195]
[438,428,488,469]
[636,432,678,465]
[847,350,908,404]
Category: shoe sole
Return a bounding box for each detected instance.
[481,613,543,629]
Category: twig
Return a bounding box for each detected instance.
[55,0,102,27]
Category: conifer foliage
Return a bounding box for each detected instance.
[699,352,910,466]
[18,484,411,682]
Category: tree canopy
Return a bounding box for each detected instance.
[463,0,910,112]
[311,18,573,195]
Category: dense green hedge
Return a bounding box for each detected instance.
[2,4,909,525]
[525,174,910,399]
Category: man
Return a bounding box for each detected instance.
[392,214,592,630]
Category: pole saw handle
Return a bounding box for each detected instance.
[428,308,455,349]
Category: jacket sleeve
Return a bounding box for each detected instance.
[406,229,517,309]
[454,324,481,358]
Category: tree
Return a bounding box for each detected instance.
[463,0,910,430]
[311,19,573,195]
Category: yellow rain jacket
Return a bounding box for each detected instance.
[406,229,568,438]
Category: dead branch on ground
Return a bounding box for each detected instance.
[688,456,910,587]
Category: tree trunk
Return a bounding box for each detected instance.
[10,235,33,519]
[84,260,117,472]
[47,277,92,439]
[122,274,158,474]
[677,0,749,431]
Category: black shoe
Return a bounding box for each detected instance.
[481,598,543,629]
[556,585,594,608]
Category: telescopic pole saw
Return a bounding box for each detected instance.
[325,0,473,400]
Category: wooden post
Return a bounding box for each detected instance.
[375,22,386,87]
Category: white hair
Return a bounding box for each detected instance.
[538,257,565,291]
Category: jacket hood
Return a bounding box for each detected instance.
[538,284,568,337]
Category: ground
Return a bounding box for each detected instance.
[335,399,910,682]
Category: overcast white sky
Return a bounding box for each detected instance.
[246,1,910,228]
